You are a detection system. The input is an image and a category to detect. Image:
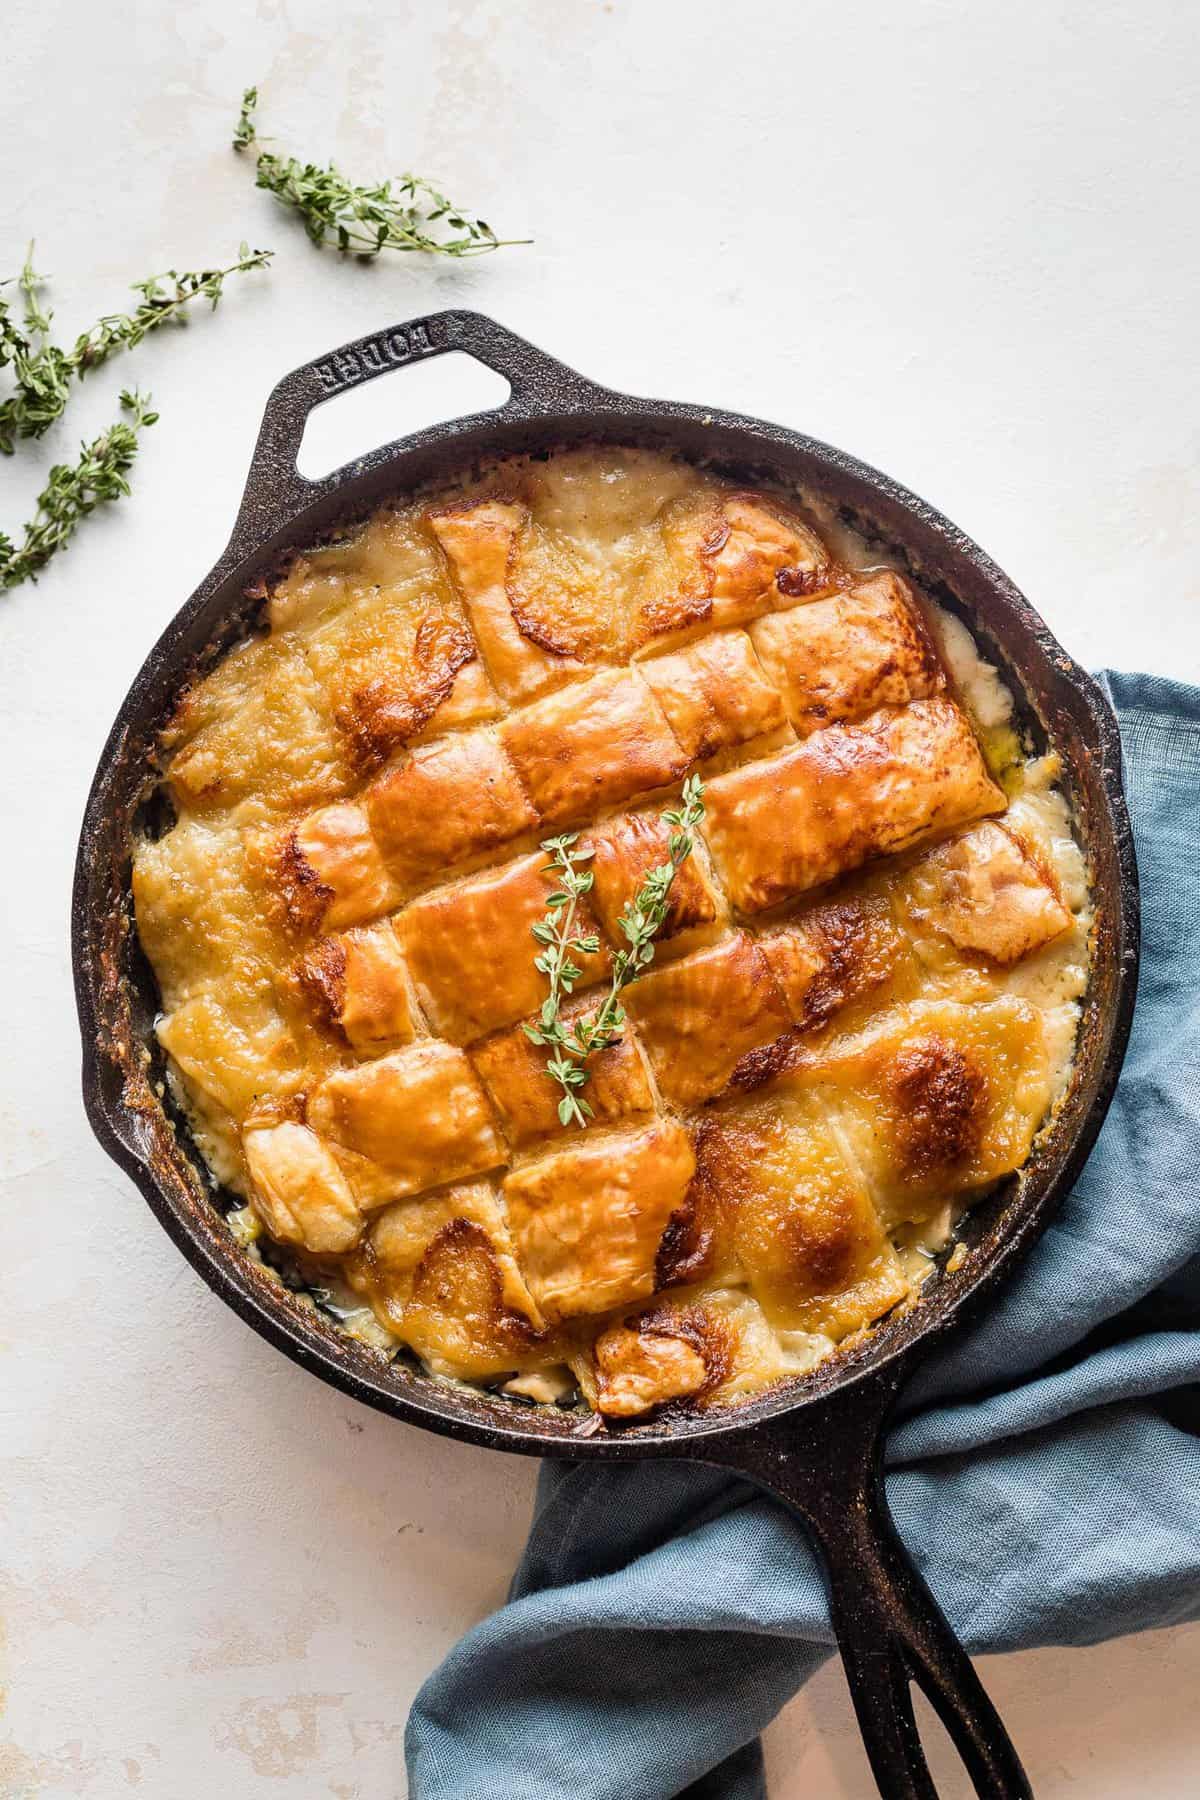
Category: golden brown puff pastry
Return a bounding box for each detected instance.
[358,1181,542,1336]
[468,995,655,1149]
[749,571,943,736]
[268,801,402,937]
[501,1120,695,1322]
[584,1287,819,1414]
[900,821,1072,965]
[242,1120,364,1253]
[677,1088,909,1338]
[352,1184,558,1381]
[584,808,721,949]
[793,997,1052,1226]
[756,893,911,1039]
[637,629,791,766]
[499,668,689,826]
[512,447,714,657]
[428,499,589,703]
[365,727,538,891]
[399,851,610,1044]
[133,816,274,1005]
[623,932,792,1107]
[290,917,416,1057]
[701,493,832,625]
[158,990,304,1124]
[701,698,1005,913]
[330,613,497,773]
[163,638,347,815]
[306,1041,507,1205]
[280,517,501,771]
[591,1317,709,1417]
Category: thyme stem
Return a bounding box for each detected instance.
[233,85,527,259]
[526,775,706,1127]
[0,390,158,590]
[0,244,271,455]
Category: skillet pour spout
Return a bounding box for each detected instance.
[73,309,1139,1800]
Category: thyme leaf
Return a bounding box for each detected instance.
[529,775,706,1128]
[0,390,158,590]
[0,244,271,454]
[233,85,527,259]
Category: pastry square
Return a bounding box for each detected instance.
[364,1181,540,1324]
[623,932,792,1106]
[399,851,609,1043]
[468,996,655,1148]
[360,1183,547,1378]
[134,815,267,1004]
[591,1320,708,1416]
[366,728,538,890]
[700,699,1006,913]
[749,571,943,735]
[307,1041,507,1204]
[500,669,688,826]
[585,808,721,948]
[679,1087,909,1337]
[292,516,501,770]
[429,499,589,703]
[163,638,346,813]
[157,990,302,1122]
[757,892,908,1035]
[501,1121,695,1321]
[702,493,832,626]
[290,917,416,1056]
[901,821,1072,964]
[270,801,402,936]
[243,1120,363,1254]
[638,629,790,765]
[794,996,1052,1226]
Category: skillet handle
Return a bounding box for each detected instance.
[702,1367,1032,1800]
[226,309,615,559]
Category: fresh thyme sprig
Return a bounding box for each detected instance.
[0,390,158,590]
[233,86,526,259]
[526,775,707,1127]
[0,243,271,454]
[71,243,273,373]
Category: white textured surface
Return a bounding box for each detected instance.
[1,1,1198,1795]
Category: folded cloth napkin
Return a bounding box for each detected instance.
[406,671,1200,1800]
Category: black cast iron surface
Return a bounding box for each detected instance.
[73,311,1139,1800]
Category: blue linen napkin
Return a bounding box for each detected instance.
[406,671,1200,1800]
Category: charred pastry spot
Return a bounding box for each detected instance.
[889,1036,987,1175]
[411,1219,541,1353]
[335,619,478,771]
[635,582,714,644]
[799,899,889,1028]
[630,1301,735,1402]
[654,1197,715,1288]
[290,936,348,1031]
[657,1116,731,1286]
[507,594,583,657]
[699,512,732,557]
[728,1026,804,1092]
[777,1200,860,1292]
[270,831,334,936]
[776,564,824,598]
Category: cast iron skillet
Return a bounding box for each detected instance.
[73,311,1139,1800]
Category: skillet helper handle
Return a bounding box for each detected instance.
[705,1368,1032,1800]
[226,309,614,559]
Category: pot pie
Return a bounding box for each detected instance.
[133,447,1091,1421]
